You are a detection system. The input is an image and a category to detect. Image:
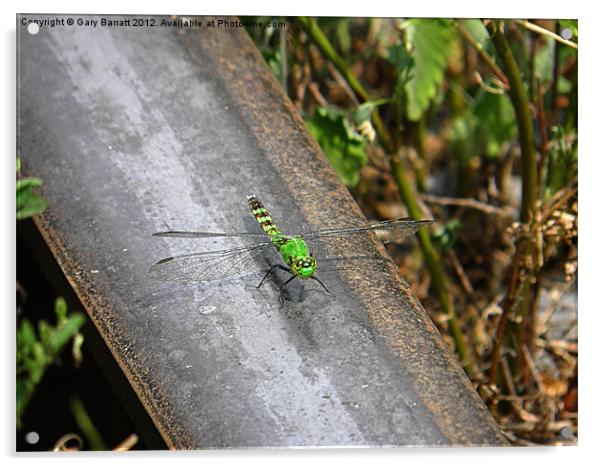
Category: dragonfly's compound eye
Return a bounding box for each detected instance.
[296,257,316,279]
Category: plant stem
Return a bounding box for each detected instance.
[488,238,526,385]
[412,115,428,192]
[297,16,474,374]
[391,155,474,373]
[69,395,107,451]
[536,79,549,195]
[528,31,538,104]
[486,20,539,384]
[550,21,561,122]
[486,20,537,224]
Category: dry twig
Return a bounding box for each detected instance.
[113,433,139,451]
[515,20,578,49]
[418,193,512,217]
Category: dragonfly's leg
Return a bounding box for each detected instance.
[256,264,291,289]
[256,266,275,289]
[279,274,297,292]
[310,275,335,296]
[277,274,298,306]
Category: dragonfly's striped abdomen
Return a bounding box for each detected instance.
[248,195,284,239]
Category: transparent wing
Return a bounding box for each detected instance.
[316,253,392,272]
[155,218,432,243]
[301,218,433,244]
[148,241,274,282]
[153,230,268,239]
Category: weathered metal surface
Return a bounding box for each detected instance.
[17,14,507,448]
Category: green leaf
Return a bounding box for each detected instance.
[386,41,412,70]
[400,19,454,121]
[54,297,68,322]
[17,192,47,220]
[53,313,86,353]
[473,89,517,157]
[351,99,389,125]
[16,378,28,415]
[447,112,477,167]
[16,177,43,194]
[16,170,47,220]
[335,19,352,56]
[17,319,37,350]
[558,75,572,94]
[432,220,461,253]
[306,107,367,187]
[544,126,577,198]
[534,37,555,87]
[30,343,47,380]
[261,49,283,86]
[459,19,492,51]
[38,320,54,351]
[386,42,414,101]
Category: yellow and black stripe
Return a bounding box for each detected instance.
[247,195,283,238]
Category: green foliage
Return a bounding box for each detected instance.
[17,298,85,427]
[248,16,287,88]
[350,99,388,126]
[558,40,578,96]
[447,112,477,167]
[306,107,368,187]
[317,18,352,56]
[261,48,283,86]
[543,126,577,198]
[534,37,555,88]
[386,43,414,125]
[534,34,575,95]
[473,90,518,157]
[17,158,47,220]
[245,16,280,45]
[432,219,461,253]
[460,19,494,53]
[386,40,413,72]
[389,19,454,121]
[446,88,517,164]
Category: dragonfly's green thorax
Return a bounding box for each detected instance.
[248,195,316,279]
[279,236,316,279]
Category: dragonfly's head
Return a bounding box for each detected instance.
[292,255,316,279]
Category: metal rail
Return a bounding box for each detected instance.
[17,14,507,448]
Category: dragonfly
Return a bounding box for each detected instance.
[149,195,433,295]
